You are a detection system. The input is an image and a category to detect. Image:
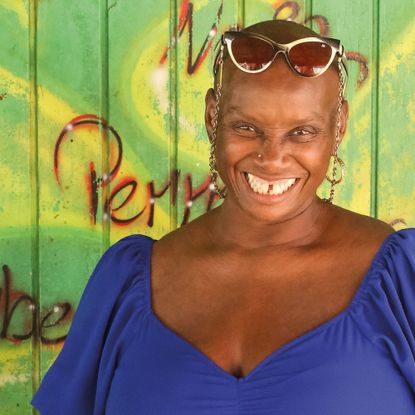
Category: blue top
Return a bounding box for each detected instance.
[31,228,415,414]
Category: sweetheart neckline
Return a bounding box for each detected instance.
[144,230,399,383]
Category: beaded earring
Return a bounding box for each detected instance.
[323,58,346,204]
[209,45,227,199]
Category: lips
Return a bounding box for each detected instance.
[244,172,298,196]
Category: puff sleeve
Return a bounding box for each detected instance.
[31,234,152,415]
[355,228,415,393]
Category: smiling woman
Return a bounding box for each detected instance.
[31,20,415,415]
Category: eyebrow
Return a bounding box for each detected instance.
[226,106,259,121]
[226,105,328,124]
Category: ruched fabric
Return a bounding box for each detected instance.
[31,228,415,414]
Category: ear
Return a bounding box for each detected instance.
[204,88,217,144]
[332,99,349,153]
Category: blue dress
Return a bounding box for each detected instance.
[31,228,415,414]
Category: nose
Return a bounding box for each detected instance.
[256,138,286,166]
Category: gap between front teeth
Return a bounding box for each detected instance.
[246,173,296,196]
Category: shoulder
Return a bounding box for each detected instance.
[106,233,154,260]
[83,233,155,292]
[326,203,396,250]
[113,232,154,247]
[318,203,400,274]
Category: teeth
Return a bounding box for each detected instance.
[246,173,296,196]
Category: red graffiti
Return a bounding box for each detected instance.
[0,265,71,344]
[303,15,330,37]
[54,115,220,227]
[159,0,223,74]
[346,51,369,86]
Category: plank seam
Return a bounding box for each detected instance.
[371,0,380,218]
[100,0,110,247]
[29,0,40,413]
[169,0,179,230]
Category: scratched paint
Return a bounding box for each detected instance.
[0,0,414,413]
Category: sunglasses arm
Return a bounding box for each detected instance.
[215,44,224,90]
[338,55,348,95]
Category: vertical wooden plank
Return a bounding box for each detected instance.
[377,0,415,228]
[108,0,175,239]
[303,0,374,215]
[35,0,105,400]
[29,1,39,411]
[174,0,239,227]
[0,2,34,413]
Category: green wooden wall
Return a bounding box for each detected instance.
[0,0,414,412]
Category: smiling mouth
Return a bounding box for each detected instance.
[244,172,298,196]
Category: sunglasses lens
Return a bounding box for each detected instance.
[231,36,275,71]
[288,42,332,76]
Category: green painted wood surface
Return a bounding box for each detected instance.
[0,1,414,413]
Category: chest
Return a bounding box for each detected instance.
[150,249,368,379]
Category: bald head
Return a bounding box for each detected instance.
[243,20,318,43]
[205,20,348,152]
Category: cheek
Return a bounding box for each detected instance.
[282,139,332,180]
[215,132,256,169]
[300,143,332,179]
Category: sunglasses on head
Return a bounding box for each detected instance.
[213,30,348,82]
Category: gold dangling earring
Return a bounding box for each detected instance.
[208,45,226,199]
[323,57,346,204]
[324,154,345,203]
[209,140,226,198]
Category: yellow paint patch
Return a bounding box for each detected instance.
[0,67,75,124]
[0,344,31,387]
[350,18,415,114]
[354,112,370,136]
[407,100,415,128]
[0,372,30,388]
[0,0,28,27]
[380,20,415,77]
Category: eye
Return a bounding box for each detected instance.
[233,123,260,137]
[291,128,312,136]
[236,125,255,133]
[288,126,319,142]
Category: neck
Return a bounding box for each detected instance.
[207,195,329,251]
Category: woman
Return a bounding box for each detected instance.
[32,20,415,414]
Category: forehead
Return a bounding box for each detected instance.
[221,56,339,122]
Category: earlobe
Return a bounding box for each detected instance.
[333,99,349,154]
[331,99,349,155]
[339,99,349,142]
